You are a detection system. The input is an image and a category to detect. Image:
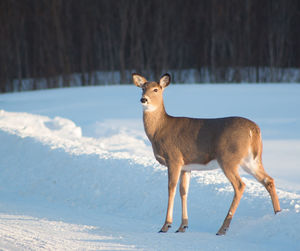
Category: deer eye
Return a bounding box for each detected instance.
[153,88,158,92]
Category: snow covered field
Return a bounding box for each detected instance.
[0,83,299,250]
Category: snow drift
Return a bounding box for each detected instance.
[0,84,300,250]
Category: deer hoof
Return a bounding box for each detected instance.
[176,225,188,233]
[216,227,228,236]
[275,209,281,214]
[159,223,172,233]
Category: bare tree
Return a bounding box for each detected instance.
[0,0,299,92]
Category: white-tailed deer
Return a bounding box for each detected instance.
[132,73,281,235]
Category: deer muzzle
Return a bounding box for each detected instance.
[140,97,148,103]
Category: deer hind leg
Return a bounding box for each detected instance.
[159,164,182,233]
[176,171,191,233]
[217,165,245,235]
[242,158,281,214]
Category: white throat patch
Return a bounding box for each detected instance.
[142,103,157,112]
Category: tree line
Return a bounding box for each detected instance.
[1,0,300,92]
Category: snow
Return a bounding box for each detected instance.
[0,84,300,250]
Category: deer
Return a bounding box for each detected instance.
[132,73,281,235]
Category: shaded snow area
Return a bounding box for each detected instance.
[0,84,300,250]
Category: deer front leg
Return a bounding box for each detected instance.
[159,165,181,233]
[176,171,191,233]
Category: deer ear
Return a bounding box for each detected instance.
[132,73,147,88]
[159,73,171,88]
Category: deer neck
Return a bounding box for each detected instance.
[143,101,169,140]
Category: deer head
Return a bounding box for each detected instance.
[133,73,170,112]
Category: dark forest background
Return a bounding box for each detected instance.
[1,0,300,92]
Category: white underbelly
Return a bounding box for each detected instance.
[182,159,220,172]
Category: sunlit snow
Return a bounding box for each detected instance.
[0,84,299,250]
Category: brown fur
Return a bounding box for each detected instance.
[133,73,281,235]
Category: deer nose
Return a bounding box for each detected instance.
[140,97,148,103]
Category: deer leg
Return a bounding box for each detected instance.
[262,176,281,213]
[176,171,191,233]
[159,165,181,233]
[253,164,281,213]
[217,166,245,235]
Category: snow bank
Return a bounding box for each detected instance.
[0,84,300,250]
